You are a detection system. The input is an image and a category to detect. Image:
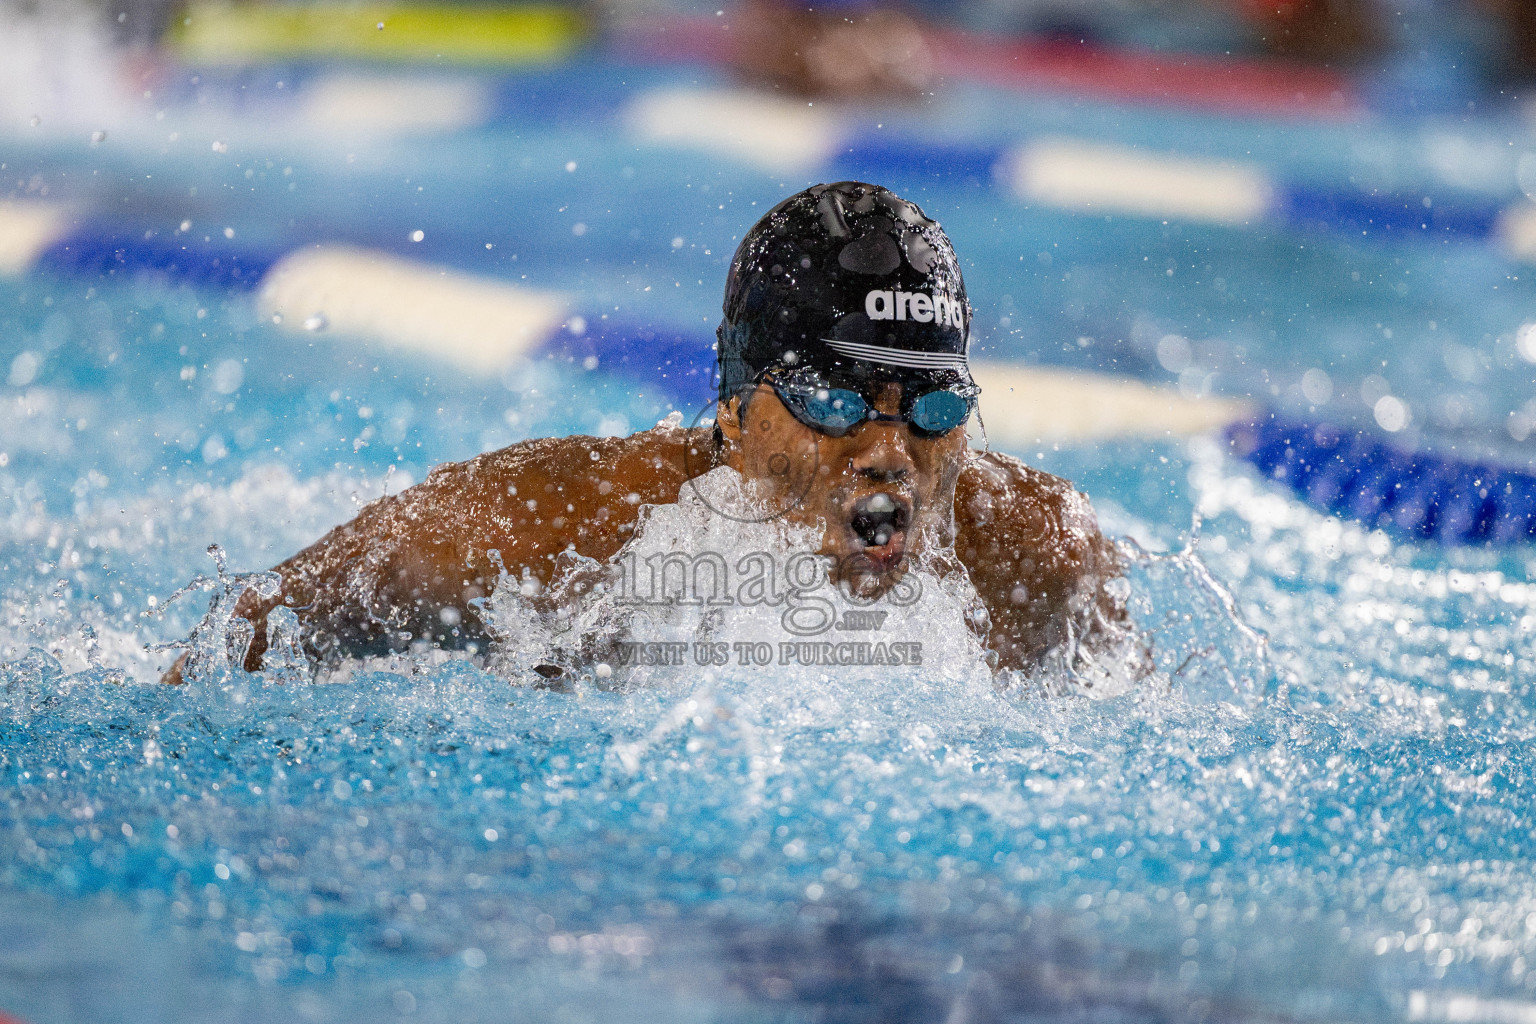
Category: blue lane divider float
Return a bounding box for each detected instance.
[7,200,1535,547]
[538,315,717,411]
[1274,185,1504,240]
[36,226,284,290]
[1226,412,1536,545]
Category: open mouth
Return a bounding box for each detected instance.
[847,491,912,568]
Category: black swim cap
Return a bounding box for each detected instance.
[718,181,973,400]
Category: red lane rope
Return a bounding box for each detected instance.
[618,16,1362,120]
[924,29,1361,119]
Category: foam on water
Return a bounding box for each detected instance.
[475,462,1264,712]
[485,465,994,689]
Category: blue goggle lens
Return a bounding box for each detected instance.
[908,388,971,436]
[781,385,868,435]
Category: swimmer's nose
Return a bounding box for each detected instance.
[850,492,910,548]
[849,422,917,482]
[857,463,908,484]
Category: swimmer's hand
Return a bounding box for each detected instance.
[954,450,1136,675]
[160,653,188,686]
[149,428,699,682]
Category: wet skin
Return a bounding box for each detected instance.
[166,383,1128,681]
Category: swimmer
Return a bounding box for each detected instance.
[163,181,1131,683]
[1237,0,1378,60]
[1476,0,1536,79]
[731,0,936,101]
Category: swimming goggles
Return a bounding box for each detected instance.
[759,370,978,439]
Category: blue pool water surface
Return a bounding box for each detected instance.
[5,41,1536,1024]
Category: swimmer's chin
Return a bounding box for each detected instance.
[836,545,910,600]
[846,531,908,574]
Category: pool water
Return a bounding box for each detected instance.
[6,29,1536,1024]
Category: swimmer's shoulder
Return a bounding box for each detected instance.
[442,421,712,509]
[954,451,1107,574]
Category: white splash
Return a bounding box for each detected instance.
[485,466,996,695]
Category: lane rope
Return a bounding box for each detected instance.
[3,203,1527,545]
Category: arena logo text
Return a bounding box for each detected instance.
[863,288,964,327]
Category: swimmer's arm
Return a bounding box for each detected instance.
[953,451,1136,675]
[161,427,700,683]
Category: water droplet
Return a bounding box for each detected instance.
[410,229,424,242]
[8,350,41,387]
[376,20,384,29]
[178,219,191,232]
[201,434,228,463]
[89,130,106,146]
[212,359,244,394]
[1518,323,1536,363]
[565,161,577,172]
[1373,394,1410,432]
[1157,334,1192,373]
[1300,368,1332,405]
[223,227,234,239]
[29,115,40,127]
[303,313,328,332]
[1519,153,1536,202]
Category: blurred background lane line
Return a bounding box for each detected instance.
[169,1,590,65]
